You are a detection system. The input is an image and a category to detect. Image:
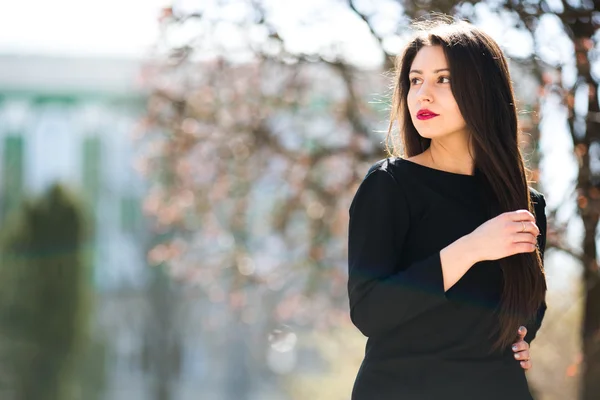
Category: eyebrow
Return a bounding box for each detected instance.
[409,68,450,74]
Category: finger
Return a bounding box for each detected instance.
[513,233,538,244]
[514,350,530,361]
[512,242,537,254]
[511,341,529,352]
[509,210,535,221]
[519,360,532,370]
[517,326,527,340]
[513,221,539,236]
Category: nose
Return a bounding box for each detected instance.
[416,81,433,103]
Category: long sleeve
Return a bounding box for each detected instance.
[524,192,548,344]
[347,167,448,338]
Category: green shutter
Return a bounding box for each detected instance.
[120,195,141,233]
[1,135,25,221]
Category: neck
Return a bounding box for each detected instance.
[427,138,474,176]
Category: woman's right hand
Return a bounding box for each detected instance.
[467,210,540,263]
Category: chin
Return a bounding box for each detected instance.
[416,128,459,140]
[416,130,439,139]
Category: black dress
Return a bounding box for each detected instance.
[347,157,547,400]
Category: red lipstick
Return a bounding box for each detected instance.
[417,109,439,120]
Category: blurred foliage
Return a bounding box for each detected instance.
[139,0,600,399]
[139,0,555,329]
[0,184,92,400]
[69,336,108,400]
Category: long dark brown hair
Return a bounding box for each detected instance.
[386,17,546,352]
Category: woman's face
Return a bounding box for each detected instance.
[407,45,468,141]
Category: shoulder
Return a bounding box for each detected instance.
[359,158,400,192]
[360,157,412,193]
[350,158,408,212]
[364,157,408,180]
[349,158,409,216]
[365,157,393,177]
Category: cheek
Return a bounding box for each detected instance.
[450,96,462,118]
[451,103,466,124]
[406,97,416,114]
[442,93,464,121]
[450,101,462,115]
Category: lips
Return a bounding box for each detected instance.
[417,109,439,120]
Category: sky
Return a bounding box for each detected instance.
[0,0,561,64]
[0,0,169,57]
[0,0,384,62]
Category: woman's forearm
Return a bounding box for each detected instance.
[439,234,480,291]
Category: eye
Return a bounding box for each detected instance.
[409,77,421,85]
[439,76,451,84]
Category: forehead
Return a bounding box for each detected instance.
[409,46,448,72]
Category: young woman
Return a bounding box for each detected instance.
[347,18,547,400]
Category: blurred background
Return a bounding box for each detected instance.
[0,0,598,399]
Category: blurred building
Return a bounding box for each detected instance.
[0,54,292,400]
[0,53,148,290]
[0,54,156,399]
